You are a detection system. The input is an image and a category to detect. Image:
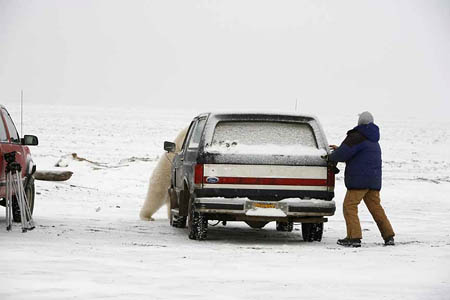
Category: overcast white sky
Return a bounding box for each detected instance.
[0,0,449,117]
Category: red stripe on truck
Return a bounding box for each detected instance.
[205,177,328,186]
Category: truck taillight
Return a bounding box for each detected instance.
[194,164,204,185]
[327,165,335,190]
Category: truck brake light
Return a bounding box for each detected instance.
[194,164,204,185]
[327,166,335,188]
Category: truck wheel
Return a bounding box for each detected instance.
[245,221,268,229]
[170,213,187,228]
[276,221,294,232]
[301,223,323,242]
[13,177,35,223]
[196,213,208,240]
[313,223,324,241]
[188,197,208,240]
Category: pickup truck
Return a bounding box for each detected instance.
[164,113,336,241]
[0,105,38,221]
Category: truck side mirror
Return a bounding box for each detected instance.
[21,135,39,146]
[164,141,176,153]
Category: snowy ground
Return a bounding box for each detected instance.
[0,104,449,300]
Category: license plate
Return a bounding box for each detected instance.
[253,202,276,209]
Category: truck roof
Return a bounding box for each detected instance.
[198,111,319,122]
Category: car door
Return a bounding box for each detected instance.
[174,120,196,194]
[182,117,207,191]
[1,108,26,174]
[0,112,10,196]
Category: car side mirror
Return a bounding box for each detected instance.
[21,135,39,146]
[164,141,176,153]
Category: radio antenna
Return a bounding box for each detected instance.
[20,90,23,136]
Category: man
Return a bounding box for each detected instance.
[328,111,395,247]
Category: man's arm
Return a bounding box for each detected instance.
[328,132,365,163]
[328,143,357,162]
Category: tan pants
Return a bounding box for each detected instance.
[343,189,395,240]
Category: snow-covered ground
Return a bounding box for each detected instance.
[0,104,449,300]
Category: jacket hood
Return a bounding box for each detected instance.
[353,123,380,142]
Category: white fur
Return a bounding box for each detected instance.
[139,128,188,221]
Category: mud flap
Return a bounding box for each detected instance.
[179,189,190,217]
[168,187,178,210]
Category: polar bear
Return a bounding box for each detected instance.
[139,128,188,221]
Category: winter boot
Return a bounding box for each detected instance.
[337,238,361,248]
[384,236,395,246]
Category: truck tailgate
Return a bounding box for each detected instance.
[202,164,328,192]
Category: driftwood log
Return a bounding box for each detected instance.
[34,170,73,181]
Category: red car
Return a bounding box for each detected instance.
[0,105,38,221]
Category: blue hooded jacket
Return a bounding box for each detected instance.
[328,123,382,190]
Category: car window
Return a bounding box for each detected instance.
[0,115,8,142]
[187,118,206,149]
[181,121,196,151]
[2,109,20,143]
[207,121,319,155]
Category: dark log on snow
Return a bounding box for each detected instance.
[34,170,73,181]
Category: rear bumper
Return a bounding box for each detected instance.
[194,197,336,217]
[195,188,334,201]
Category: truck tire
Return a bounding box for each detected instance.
[245,221,268,229]
[276,221,294,232]
[13,177,35,223]
[196,213,208,240]
[170,212,187,228]
[301,223,323,242]
[188,196,208,240]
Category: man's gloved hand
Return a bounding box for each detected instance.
[322,145,338,160]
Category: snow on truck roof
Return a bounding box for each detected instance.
[198,111,320,122]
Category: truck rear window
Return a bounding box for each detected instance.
[207,121,320,155]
